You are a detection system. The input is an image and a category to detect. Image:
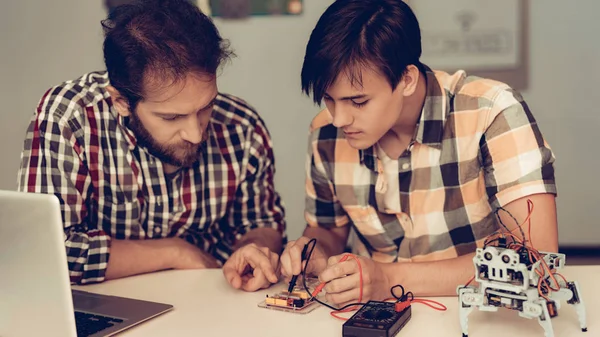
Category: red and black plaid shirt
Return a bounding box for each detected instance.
[17,71,286,284]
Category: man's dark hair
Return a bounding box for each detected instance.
[101,0,233,110]
[300,0,424,104]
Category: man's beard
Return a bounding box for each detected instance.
[127,112,203,168]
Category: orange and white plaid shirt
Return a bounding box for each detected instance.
[304,66,556,263]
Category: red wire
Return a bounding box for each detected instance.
[311,253,446,321]
[527,199,534,246]
[410,299,447,311]
[468,199,569,301]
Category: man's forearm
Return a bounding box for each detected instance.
[383,253,476,297]
[234,227,284,254]
[105,238,182,280]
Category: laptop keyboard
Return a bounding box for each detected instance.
[74,311,124,337]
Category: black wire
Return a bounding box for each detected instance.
[390,284,413,302]
[492,211,514,244]
[484,236,506,248]
[390,284,405,301]
[301,238,414,312]
[495,207,527,244]
[301,238,367,311]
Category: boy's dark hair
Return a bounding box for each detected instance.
[101,0,233,110]
[301,0,424,104]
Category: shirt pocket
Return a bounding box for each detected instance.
[344,205,386,237]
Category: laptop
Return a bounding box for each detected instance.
[0,190,173,337]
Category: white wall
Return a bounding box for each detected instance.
[0,0,598,245]
[0,1,106,187]
[520,1,600,245]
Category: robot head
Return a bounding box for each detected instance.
[475,246,522,283]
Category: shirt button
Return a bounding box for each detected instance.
[402,163,410,170]
[154,226,162,235]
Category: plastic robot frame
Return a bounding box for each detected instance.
[457,202,587,337]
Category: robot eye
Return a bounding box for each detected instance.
[484,252,493,261]
[502,255,510,263]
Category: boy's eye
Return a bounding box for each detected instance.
[351,100,368,108]
[162,115,181,121]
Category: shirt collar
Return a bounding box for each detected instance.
[109,101,138,151]
[359,64,447,171]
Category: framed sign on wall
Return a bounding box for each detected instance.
[207,0,303,18]
[104,0,303,19]
[405,0,529,90]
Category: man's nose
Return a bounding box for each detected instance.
[180,118,203,144]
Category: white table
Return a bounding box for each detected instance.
[73,266,600,337]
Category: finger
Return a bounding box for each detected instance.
[323,273,360,295]
[244,248,278,284]
[223,264,242,289]
[288,243,305,275]
[284,239,297,249]
[293,236,311,246]
[325,287,361,306]
[260,247,279,269]
[241,273,252,284]
[281,240,306,277]
[270,252,279,268]
[269,251,280,278]
[280,249,293,279]
[242,268,267,292]
[319,260,359,283]
[327,254,347,267]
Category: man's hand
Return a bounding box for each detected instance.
[280,236,328,282]
[223,243,279,292]
[172,238,220,269]
[319,254,390,307]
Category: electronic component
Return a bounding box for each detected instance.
[342,301,411,337]
[265,291,309,307]
[258,278,323,314]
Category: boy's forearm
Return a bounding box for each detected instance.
[383,253,476,297]
[302,226,348,258]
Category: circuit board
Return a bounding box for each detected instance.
[257,277,323,314]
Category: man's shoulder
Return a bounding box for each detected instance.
[36,71,111,123]
[433,69,526,118]
[212,93,270,132]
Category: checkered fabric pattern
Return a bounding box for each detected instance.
[17,71,286,284]
[305,66,556,263]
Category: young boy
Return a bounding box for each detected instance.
[280,0,557,306]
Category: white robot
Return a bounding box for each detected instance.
[457,244,587,337]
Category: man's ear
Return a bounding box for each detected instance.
[106,85,132,117]
[400,64,420,97]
